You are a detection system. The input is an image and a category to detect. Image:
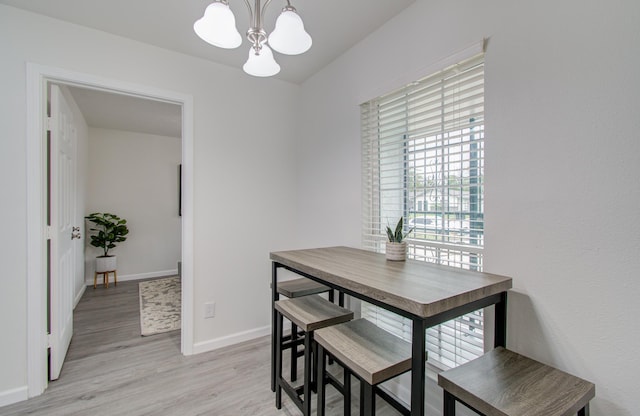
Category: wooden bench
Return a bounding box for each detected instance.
[314,318,413,416]
[438,347,595,416]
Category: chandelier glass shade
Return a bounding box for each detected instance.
[193,0,312,77]
[243,44,280,77]
[268,8,312,55]
[193,2,242,49]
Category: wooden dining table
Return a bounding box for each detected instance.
[270,246,513,416]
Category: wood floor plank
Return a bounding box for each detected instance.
[1,279,403,415]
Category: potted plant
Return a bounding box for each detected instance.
[385,217,412,261]
[85,212,129,272]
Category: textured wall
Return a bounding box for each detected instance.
[297,0,640,413]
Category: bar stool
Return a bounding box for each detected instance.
[275,294,353,416]
[437,347,595,416]
[314,318,413,416]
[271,278,332,392]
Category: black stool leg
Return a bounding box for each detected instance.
[311,340,317,393]
[443,390,456,416]
[303,332,313,416]
[291,322,298,382]
[361,381,375,416]
[344,367,351,415]
[316,344,327,416]
[275,311,284,409]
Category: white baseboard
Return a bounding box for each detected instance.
[74,284,86,308]
[192,325,271,355]
[85,269,178,286]
[0,385,28,407]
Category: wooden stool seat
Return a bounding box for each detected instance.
[437,347,595,416]
[275,278,331,298]
[314,318,413,415]
[94,270,117,289]
[275,295,353,416]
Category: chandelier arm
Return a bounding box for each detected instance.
[260,0,273,23]
[242,0,254,23]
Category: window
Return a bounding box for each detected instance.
[361,53,485,370]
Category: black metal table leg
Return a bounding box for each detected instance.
[411,319,427,416]
[494,291,507,348]
[361,382,375,416]
[443,391,456,416]
[271,262,279,392]
[578,404,590,416]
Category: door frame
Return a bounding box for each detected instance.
[26,63,195,397]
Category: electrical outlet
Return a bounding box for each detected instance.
[204,302,215,318]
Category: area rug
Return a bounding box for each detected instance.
[139,276,181,336]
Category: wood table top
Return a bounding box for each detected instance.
[270,246,513,318]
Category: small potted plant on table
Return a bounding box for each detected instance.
[385,218,412,261]
[85,212,129,273]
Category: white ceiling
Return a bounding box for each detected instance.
[4,0,415,136]
[2,0,415,84]
[65,86,183,138]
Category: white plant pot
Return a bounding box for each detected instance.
[96,255,117,272]
[385,242,407,261]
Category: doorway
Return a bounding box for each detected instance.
[26,64,194,398]
[49,82,184,379]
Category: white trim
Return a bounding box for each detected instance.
[180,92,195,356]
[26,63,48,398]
[84,269,179,286]
[26,63,195,396]
[357,39,486,105]
[73,284,86,308]
[192,326,271,355]
[0,386,28,407]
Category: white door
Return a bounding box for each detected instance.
[49,85,77,380]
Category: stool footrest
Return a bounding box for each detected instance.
[278,378,304,411]
[324,371,345,395]
[375,385,411,416]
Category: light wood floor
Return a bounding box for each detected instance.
[1,279,408,415]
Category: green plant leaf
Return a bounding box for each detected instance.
[85,212,129,256]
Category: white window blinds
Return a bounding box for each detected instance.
[361,53,485,370]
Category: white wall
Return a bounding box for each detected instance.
[85,128,181,282]
[0,4,299,403]
[297,0,640,414]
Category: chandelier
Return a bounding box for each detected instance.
[194,0,312,77]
